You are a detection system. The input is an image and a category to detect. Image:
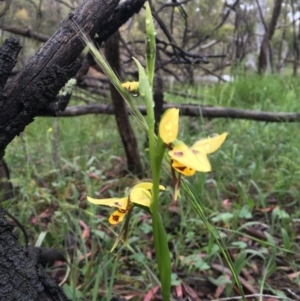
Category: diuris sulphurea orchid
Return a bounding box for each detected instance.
[169,133,228,176]
[87,182,165,251]
[159,108,227,177]
[159,108,227,201]
[87,182,165,225]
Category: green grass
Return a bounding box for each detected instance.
[3,74,300,300]
[166,73,300,111]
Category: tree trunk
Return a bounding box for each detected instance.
[258,0,283,73]
[258,36,271,73]
[291,0,300,76]
[104,31,143,176]
[0,0,146,299]
[255,0,267,54]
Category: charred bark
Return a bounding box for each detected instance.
[0,208,70,301]
[105,31,143,176]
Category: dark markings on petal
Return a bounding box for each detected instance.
[112,215,120,222]
[175,166,193,173]
[174,151,183,156]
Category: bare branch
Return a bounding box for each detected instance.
[0,24,49,42]
[255,0,268,33]
[188,0,240,51]
[55,103,300,123]
[155,0,192,14]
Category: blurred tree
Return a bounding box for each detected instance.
[290,0,300,76]
[257,0,283,73]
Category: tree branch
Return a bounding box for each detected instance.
[54,103,300,122]
[0,24,49,42]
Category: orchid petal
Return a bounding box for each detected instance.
[133,182,165,191]
[87,196,128,210]
[108,210,127,224]
[168,140,211,172]
[172,160,196,176]
[130,187,152,207]
[191,133,228,154]
[159,108,179,144]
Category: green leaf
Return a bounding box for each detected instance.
[171,273,181,286]
[281,227,291,250]
[181,179,246,301]
[63,284,83,300]
[231,241,247,249]
[208,275,231,286]
[212,212,233,222]
[182,254,210,270]
[272,206,290,219]
[239,204,252,219]
[233,251,247,274]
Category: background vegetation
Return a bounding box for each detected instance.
[1,0,300,300]
[2,75,300,300]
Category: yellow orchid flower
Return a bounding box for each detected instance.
[169,133,228,176]
[87,182,165,225]
[158,108,227,177]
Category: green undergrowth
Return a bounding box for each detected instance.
[166,74,300,111]
[3,74,300,300]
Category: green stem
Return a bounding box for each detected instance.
[133,55,171,301]
[132,4,171,297]
[151,211,171,301]
[145,1,156,88]
[132,58,159,207]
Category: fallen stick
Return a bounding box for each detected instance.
[55,103,300,122]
